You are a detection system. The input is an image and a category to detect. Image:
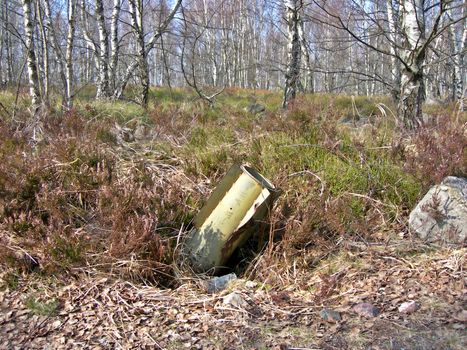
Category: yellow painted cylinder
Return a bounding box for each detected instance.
[186,164,277,272]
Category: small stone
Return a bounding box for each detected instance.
[223,292,248,309]
[245,281,258,289]
[320,308,342,323]
[398,301,419,314]
[352,303,380,318]
[452,323,465,330]
[206,273,237,293]
[133,124,147,141]
[453,310,467,322]
[51,320,62,328]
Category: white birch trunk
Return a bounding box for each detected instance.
[36,0,49,101]
[298,16,313,93]
[113,0,181,100]
[65,0,76,108]
[128,0,149,106]
[398,0,426,129]
[449,2,466,109]
[95,0,110,99]
[282,0,302,108]
[109,0,121,92]
[386,0,401,101]
[22,0,41,108]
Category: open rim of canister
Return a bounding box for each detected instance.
[240,165,276,191]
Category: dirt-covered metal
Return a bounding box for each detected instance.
[186,164,278,272]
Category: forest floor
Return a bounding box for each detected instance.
[0,88,466,349]
[1,241,465,349]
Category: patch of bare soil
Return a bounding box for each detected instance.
[1,242,465,350]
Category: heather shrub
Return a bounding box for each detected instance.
[0,107,201,285]
[403,116,466,188]
[2,88,457,288]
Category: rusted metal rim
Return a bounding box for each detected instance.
[241,165,275,191]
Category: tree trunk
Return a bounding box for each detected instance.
[3,0,13,85]
[0,1,5,85]
[298,15,313,93]
[36,0,49,102]
[113,0,181,100]
[282,0,302,108]
[65,0,75,108]
[398,0,426,129]
[109,0,121,92]
[129,0,149,107]
[22,0,41,109]
[449,2,466,109]
[44,0,72,108]
[95,0,110,99]
[386,0,401,101]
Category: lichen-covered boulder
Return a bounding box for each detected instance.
[409,176,467,245]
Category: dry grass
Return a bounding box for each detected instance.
[0,89,466,292]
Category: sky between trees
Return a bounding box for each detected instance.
[1,0,466,128]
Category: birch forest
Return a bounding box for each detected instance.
[0,0,466,126]
[1,2,467,348]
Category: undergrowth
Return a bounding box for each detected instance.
[0,88,465,288]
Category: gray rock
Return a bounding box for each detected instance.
[398,301,420,314]
[205,273,237,293]
[133,124,147,141]
[223,292,248,308]
[245,280,258,289]
[352,303,380,317]
[111,124,135,143]
[320,308,342,323]
[245,103,266,114]
[409,176,467,245]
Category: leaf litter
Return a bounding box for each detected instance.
[1,244,465,349]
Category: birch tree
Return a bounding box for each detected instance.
[312,0,459,129]
[398,0,447,128]
[43,0,76,108]
[128,0,150,107]
[386,0,401,101]
[36,0,49,101]
[448,0,467,109]
[283,0,302,108]
[109,0,121,92]
[113,0,182,100]
[22,0,41,109]
[65,0,76,108]
[95,0,110,99]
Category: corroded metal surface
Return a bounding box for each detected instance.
[187,165,277,272]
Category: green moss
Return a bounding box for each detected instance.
[2,272,20,290]
[50,237,84,266]
[12,221,34,235]
[25,297,60,316]
[96,128,117,144]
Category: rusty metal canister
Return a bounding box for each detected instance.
[186,164,277,272]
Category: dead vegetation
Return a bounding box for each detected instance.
[0,89,466,349]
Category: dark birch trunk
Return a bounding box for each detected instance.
[282,0,302,108]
